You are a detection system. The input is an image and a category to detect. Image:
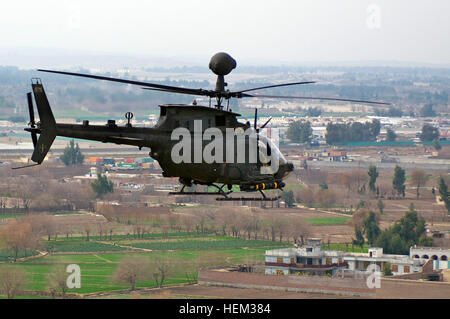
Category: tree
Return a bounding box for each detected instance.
[385,128,397,142]
[410,169,427,199]
[91,173,114,198]
[353,227,365,248]
[433,138,442,151]
[375,208,432,254]
[316,189,336,208]
[298,187,315,207]
[363,211,381,246]
[383,262,393,276]
[368,165,379,193]
[288,217,310,245]
[438,176,450,214]
[301,159,308,170]
[392,165,406,198]
[305,107,322,117]
[1,219,36,262]
[286,120,312,143]
[60,139,84,166]
[113,256,150,291]
[352,209,381,246]
[150,256,173,288]
[319,182,328,190]
[280,190,295,208]
[420,104,436,117]
[377,199,385,215]
[326,120,380,144]
[47,266,70,299]
[0,267,26,299]
[420,124,439,142]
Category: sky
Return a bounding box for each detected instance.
[0,0,449,66]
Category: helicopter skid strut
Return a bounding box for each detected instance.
[169,184,281,201]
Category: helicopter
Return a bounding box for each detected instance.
[16,52,389,201]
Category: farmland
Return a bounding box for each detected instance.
[306,217,351,226]
[0,232,288,296]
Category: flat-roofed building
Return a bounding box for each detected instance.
[265,239,347,276]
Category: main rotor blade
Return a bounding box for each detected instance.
[37,69,210,97]
[141,87,206,96]
[240,93,390,105]
[260,117,272,129]
[237,81,315,94]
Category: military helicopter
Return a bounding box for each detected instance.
[17,52,389,201]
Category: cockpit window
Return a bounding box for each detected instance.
[258,135,287,165]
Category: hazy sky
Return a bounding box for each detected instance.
[1,0,449,65]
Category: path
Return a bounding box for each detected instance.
[94,240,153,252]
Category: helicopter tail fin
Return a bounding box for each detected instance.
[30,79,56,164]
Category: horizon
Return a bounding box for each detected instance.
[1,46,450,70]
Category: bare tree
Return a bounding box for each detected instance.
[0,267,26,299]
[41,215,57,241]
[267,217,281,242]
[84,223,91,242]
[15,183,35,211]
[195,210,209,234]
[113,256,150,291]
[47,266,69,299]
[179,214,194,234]
[251,211,261,240]
[298,187,315,207]
[96,203,116,222]
[150,255,172,288]
[316,189,337,208]
[217,208,231,236]
[410,169,428,199]
[288,217,310,245]
[241,213,253,240]
[1,219,35,262]
[261,219,271,240]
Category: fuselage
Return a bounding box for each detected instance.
[45,104,294,187]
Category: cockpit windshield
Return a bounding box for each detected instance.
[257,134,288,175]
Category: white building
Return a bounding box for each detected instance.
[265,239,347,276]
[265,242,450,277]
[344,247,425,275]
[410,246,450,270]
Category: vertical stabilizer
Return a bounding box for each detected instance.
[30,79,56,164]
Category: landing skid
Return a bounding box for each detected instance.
[168,184,281,201]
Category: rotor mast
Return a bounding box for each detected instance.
[209,52,236,109]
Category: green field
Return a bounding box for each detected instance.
[306,217,350,226]
[120,236,290,251]
[0,214,23,219]
[0,233,288,297]
[0,249,40,262]
[45,241,130,253]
